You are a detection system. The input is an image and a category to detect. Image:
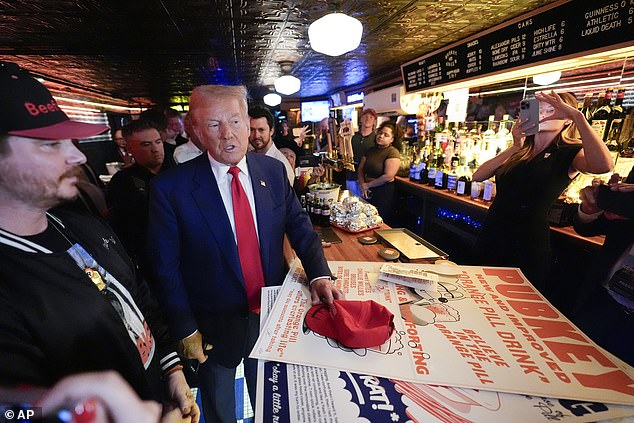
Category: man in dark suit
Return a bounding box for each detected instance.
[572,166,634,366]
[146,84,342,423]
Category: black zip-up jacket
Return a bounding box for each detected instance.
[0,209,179,400]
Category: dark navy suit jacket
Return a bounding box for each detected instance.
[147,152,329,367]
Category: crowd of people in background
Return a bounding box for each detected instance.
[0,58,632,423]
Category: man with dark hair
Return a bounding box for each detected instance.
[140,108,176,169]
[164,107,188,146]
[106,119,164,268]
[0,61,198,421]
[274,120,302,158]
[110,128,134,166]
[249,105,295,184]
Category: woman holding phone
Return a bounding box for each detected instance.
[472,91,613,294]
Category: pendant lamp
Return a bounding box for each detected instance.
[263,92,282,107]
[274,61,301,96]
[308,12,363,56]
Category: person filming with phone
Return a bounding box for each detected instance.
[472,91,613,295]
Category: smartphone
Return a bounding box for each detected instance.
[519,98,539,135]
[597,184,634,218]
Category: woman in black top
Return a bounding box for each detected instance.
[473,91,613,294]
[358,121,402,224]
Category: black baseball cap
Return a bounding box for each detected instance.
[0,61,109,140]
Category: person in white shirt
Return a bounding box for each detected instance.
[164,107,188,146]
[248,105,295,185]
[173,113,204,164]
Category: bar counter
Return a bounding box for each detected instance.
[320,224,390,262]
[394,176,605,249]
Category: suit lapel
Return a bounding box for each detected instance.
[191,155,243,282]
[247,155,274,279]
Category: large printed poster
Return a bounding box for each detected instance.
[255,287,634,423]
[251,261,634,406]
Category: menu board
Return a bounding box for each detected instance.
[401,0,634,92]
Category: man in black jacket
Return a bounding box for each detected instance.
[0,61,198,421]
[572,166,634,366]
[106,119,164,271]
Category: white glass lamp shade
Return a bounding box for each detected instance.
[533,71,561,86]
[308,13,363,56]
[274,74,301,95]
[263,93,282,107]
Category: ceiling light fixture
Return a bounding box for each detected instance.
[274,61,301,95]
[263,92,282,107]
[532,71,562,86]
[308,12,362,56]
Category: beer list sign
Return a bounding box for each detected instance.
[401,0,634,92]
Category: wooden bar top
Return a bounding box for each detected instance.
[319,224,390,262]
[394,176,605,248]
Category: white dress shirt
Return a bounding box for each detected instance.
[174,140,203,164]
[264,143,295,185]
[207,153,260,245]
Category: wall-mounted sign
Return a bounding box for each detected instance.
[346,91,364,104]
[401,0,634,93]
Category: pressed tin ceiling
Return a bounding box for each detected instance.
[0,0,557,106]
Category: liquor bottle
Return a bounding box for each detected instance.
[322,199,332,227]
[427,140,439,186]
[446,167,458,192]
[409,160,417,182]
[436,138,446,169]
[481,116,497,164]
[450,147,460,171]
[409,145,419,182]
[456,166,472,196]
[300,194,306,212]
[580,93,593,122]
[313,197,322,224]
[497,114,513,150]
[320,198,328,226]
[590,89,613,140]
[434,167,447,189]
[305,194,313,222]
[419,158,428,184]
[605,87,626,147]
[444,139,454,169]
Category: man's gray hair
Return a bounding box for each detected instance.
[189,85,249,123]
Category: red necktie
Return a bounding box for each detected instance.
[228,166,265,313]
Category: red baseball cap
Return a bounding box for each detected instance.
[0,61,109,140]
[305,300,395,348]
